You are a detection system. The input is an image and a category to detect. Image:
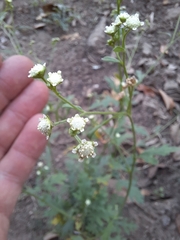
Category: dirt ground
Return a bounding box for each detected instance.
[1,0,180,239]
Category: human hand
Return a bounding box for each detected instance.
[0,55,49,239]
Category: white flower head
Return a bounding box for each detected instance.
[47,71,63,86]
[104,24,116,35]
[44,166,49,171]
[67,114,89,133]
[113,16,121,26]
[28,63,46,78]
[124,13,144,30]
[115,133,121,138]
[37,114,53,140]
[36,170,41,176]
[72,139,98,162]
[85,199,91,206]
[37,161,44,167]
[119,12,130,22]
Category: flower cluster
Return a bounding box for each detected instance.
[28,64,64,87]
[29,63,98,162]
[104,11,144,35]
[67,114,89,133]
[36,161,49,176]
[37,114,53,140]
[72,139,98,162]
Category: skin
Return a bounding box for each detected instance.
[0,55,49,239]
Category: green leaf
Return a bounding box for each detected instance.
[141,156,158,165]
[97,174,111,185]
[71,236,84,240]
[140,144,178,157]
[89,96,118,110]
[113,46,125,52]
[102,56,120,63]
[115,132,132,146]
[101,220,113,240]
[104,76,119,93]
[62,103,73,108]
[0,12,7,22]
[129,185,144,203]
[134,125,149,137]
[44,173,67,186]
[135,70,145,82]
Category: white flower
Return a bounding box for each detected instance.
[104,24,116,35]
[47,71,63,86]
[37,161,43,167]
[115,133,121,138]
[113,16,121,26]
[28,63,46,78]
[85,199,91,206]
[119,12,130,22]
[44,166,49,170]
[67,114,89,133]
[72,139,98,162]
[36,170,41,175]
[124,13,144,30]
[37,114,53,140]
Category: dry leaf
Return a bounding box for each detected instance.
[60,33,80,41]
[148,166,158,179]
[34,23,46,29]
[111,76,120,87]
[160,45,168,54]
[163,0,170,5]
[43,232,59,240]
[95,130,108,144]
[36,12,48,21]
[137,84,157,97]
[141,189,151,196]
[111,90,125,101]
[136,147,144,154]
[159,89,175,110]
[42,3,57,13]
[176,214,180,234]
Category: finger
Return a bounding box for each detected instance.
[0,55,33,112]
[0,80,49,159]
[0,114,47,219]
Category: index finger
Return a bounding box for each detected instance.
[0,55,34,112]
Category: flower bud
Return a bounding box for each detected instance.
[37,114,53,140]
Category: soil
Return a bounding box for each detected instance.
[1,0,180,239]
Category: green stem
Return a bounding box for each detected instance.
[121,30,130,79]
[54,88,84,113]
[42,77,85,113]
[120,114,136,213]
[53,119,67,126]
[74,135,82,144]
[127,86,134,115]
